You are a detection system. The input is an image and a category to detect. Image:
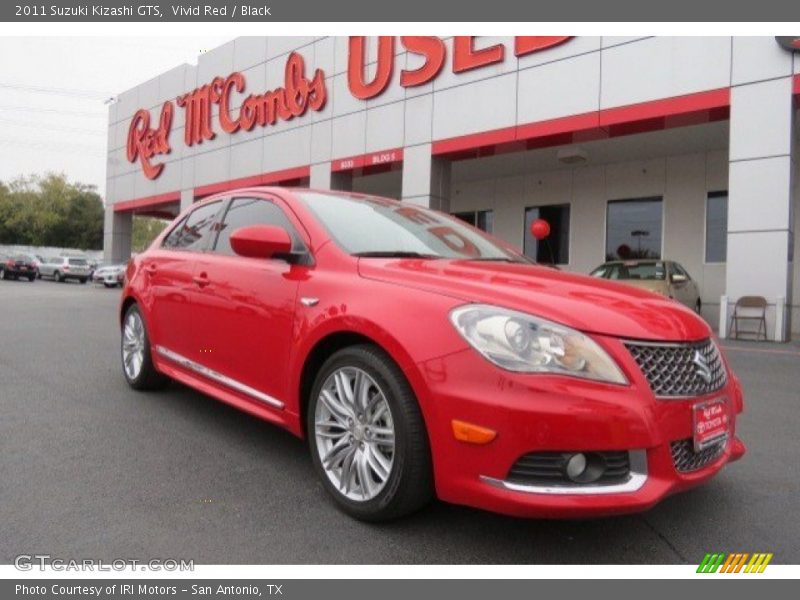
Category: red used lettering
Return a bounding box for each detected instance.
[348,36,394,99]
[400,36,446,87]
[514,36,572,57]
[452,37,505,73]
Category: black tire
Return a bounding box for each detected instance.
[104,282,114,288]
[306,344,433,522]
[695,299,702,314]
[80,278,87,284]
[36,272,41,279]
[28,275,35,282]
[54,271,63,283]
[121,303,169,391]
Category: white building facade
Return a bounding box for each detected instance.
[104,36,800,340]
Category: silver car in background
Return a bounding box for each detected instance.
[38,256,92,284]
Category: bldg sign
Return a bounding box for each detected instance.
[126,36,572,179]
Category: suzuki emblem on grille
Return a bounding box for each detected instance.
[693,350,712,384]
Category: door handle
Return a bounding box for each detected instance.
[193,273,210,288]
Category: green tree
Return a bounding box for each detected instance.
[132,216,169,253]
[0,173,104,249]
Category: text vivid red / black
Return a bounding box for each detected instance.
[125,36,572,179]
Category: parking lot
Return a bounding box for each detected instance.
[1,279,799,564]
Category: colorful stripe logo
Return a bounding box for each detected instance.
[697,553,773,573]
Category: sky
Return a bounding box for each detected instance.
[0,36,233,197]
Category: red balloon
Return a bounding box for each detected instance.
[531,218,551,241]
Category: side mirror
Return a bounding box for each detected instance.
[671,273,688,283]
[230,225,292,259]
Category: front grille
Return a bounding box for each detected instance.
[507,451,630,486]
[625,338,727,397]
[670,437,727,472]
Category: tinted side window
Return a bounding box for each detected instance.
[163,201,222,251]
[213,197,303,256]
[162,216,188,249]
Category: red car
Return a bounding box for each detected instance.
[120,188,745,521]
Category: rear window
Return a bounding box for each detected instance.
[68,258,88,266]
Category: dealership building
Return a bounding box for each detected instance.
[104,36,800,340]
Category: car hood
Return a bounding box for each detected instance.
[358,258,710,342]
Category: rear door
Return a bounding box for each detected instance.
[143,199,224,364]
[190,195,311,409]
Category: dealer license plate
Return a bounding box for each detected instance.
[693,398,729,452]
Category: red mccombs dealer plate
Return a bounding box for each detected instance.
[693,398,729,452]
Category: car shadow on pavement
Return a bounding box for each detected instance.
[134,380,750,565]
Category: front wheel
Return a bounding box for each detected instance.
[307,344,433,522]
[121,304,169,391]
[54,271,63,283]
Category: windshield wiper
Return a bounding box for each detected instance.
[462,257,523,263]
[353,251,443,259]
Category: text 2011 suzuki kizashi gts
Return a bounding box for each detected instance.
[120,187,745,521]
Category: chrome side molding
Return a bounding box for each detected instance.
[154,345,284,409]
[480,449,648,495]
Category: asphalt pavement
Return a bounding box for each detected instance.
[1,279,798,564]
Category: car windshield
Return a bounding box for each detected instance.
[296,191,526,262]
[591,261,666,280]
[68,258,88,266]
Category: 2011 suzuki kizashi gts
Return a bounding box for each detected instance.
[120,187,745,521]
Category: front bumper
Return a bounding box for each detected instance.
[415,334,745,518]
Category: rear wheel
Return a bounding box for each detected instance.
[121,304,168,391]
[27,275,35,282]
[307,344,433,521]
[80,278,87,284]
[54,271,63,283]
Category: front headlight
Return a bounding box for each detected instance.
[449,304,628,384]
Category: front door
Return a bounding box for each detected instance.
[190,196,310,409]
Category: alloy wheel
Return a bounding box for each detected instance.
[122,311,146,381]
[314,366,395,502]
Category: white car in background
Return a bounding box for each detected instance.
[92,264,125,288]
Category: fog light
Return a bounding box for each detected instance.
[566,453,587,480]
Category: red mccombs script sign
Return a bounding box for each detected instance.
[126,36,571,179]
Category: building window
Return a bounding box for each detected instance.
[705,191,728,263]
[606,198,663,261]
[453,210,494,233]
[524,204,570,264]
